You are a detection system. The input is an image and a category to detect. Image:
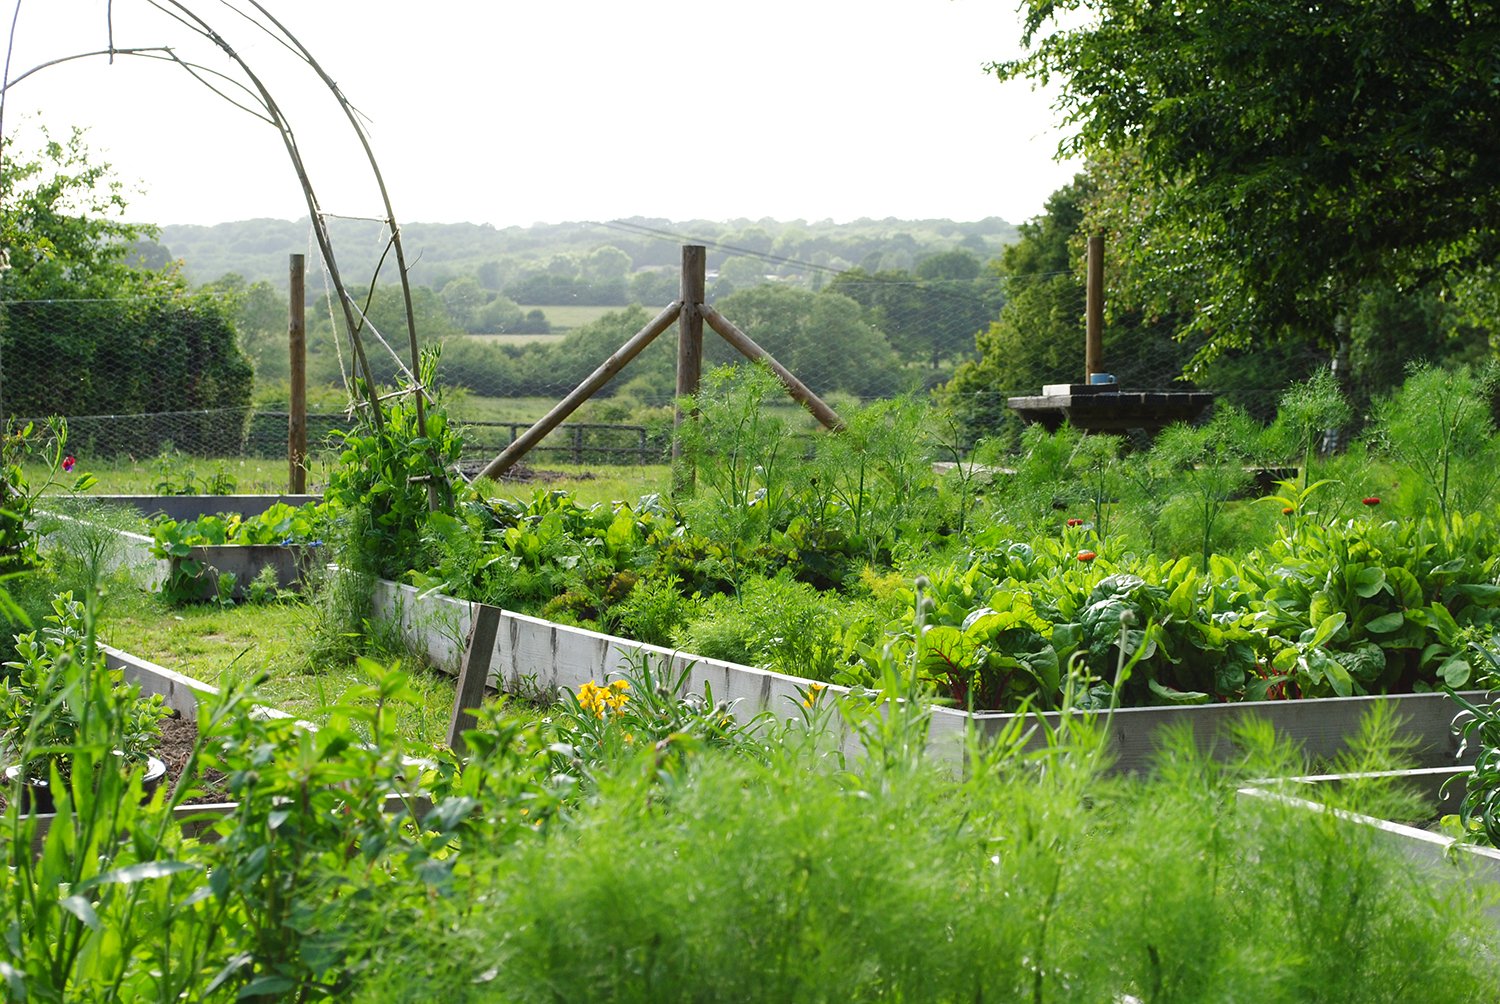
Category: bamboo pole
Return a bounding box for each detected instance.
[699,305,845,431]
[1086,234,1104,382]
[248,3,439,496]
[475,301,683,481]
[288,253,307,494]
[159,3,385,431]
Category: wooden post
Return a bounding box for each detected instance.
[1085,234,1104,382]
[475,301,682,480]
[288,253,307,493]
[447,604,503,753]
[673,246,706,492]
[700,304,845,431]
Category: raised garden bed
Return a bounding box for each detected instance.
[41,496,321,600]
[1238,766,1500,922]
[86,494,321,521]
[371,577,1481,772]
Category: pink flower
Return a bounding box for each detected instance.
[62,455,75,473]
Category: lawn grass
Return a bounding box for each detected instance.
[95,578,459,747]
[33,441,665,499]
[475,463,672,506]
[31,456,336,497]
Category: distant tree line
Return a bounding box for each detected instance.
[158,216,1018,293]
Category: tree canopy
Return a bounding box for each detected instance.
[1,132,252,453]
[997,0,1500,362]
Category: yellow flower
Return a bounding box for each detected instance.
[577,679,629,719]
[802,682,827,709]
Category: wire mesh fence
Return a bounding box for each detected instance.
[1,276,1333,472]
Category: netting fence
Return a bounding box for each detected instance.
[0,278,1333,472]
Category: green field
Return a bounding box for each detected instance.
[514,303,628,331]
[461,332,565,347]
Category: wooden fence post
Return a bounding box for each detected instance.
[288,253,307,493]
[673,245,706,494]
[1085,234,1104,382]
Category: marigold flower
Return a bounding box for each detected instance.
[1281,506,1294,515]
[1076,550,1097,563]
[1362,496,1381,506]
[1066,518,1084,527]
[62,455,75,473]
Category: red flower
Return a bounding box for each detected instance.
[62,455,75,473]
[1066,518,1084,527]
[1281,506,1294,515]
[1076,550,1097,563]
[1362,496,1381,506]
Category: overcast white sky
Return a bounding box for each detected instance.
[1,0,1080,229]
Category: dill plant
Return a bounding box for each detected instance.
[1371,362,1500,528]
[349,713,1500,1003]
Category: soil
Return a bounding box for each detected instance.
[156,712,231,805]
[0,713,229,812]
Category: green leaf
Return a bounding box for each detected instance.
[1364,611,1405,634]
[1353,566,1387,599]
[79,858,199,893]
[1315,650,1354,697]
[237,974,296,997]
[424,796,479,833]
[1147,678,1210,705]
[58,894,100,930]
[1422,602,1462,642]
[1308,611,1347,648]
[1440,656,1472,689]
[1453,584,1500,604]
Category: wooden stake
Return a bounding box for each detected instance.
[288,253,307,493]
[447,604,503,753]
[700,304,845,431]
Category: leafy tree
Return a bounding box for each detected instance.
[476,294,525,333]
[475,259,507,291]
[1,128,143,296]
[1347,285,1490,420]
[579,246,632,303]
[308,283,457,386]
[715,256,770,293]
[710,285,905,399]
[997,0,1500,363]
[0,132,252,453]
[630,269,679,307]
[830,250,998,371]
[440,276,488,332]
[200,273,289,385]
[944,178,1196,439]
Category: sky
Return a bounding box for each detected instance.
[1,0,1081,230]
